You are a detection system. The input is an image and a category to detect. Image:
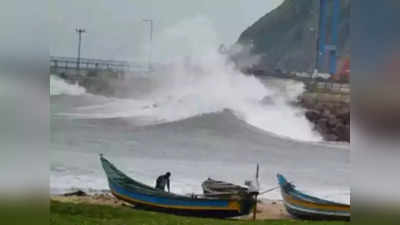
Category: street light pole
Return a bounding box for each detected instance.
[143,19,153,72]
[75,28,86,70]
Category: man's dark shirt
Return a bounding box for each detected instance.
[155,174,170,192]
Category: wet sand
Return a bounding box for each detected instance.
[245,199,291,220]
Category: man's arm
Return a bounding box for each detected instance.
[167,179,170,192]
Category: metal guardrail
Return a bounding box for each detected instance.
[49,56,147,73]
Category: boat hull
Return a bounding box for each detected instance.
[112,188,249,218]
[202,178,248,195]
[277,174,350,221]
[284,203,350,221]
[100,156,255,218]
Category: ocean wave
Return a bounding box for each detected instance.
[50,152,349,204]
[52,16,320,142]
[56,76,321,142]
[50,75,86,96]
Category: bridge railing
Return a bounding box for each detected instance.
[49,56,147,73]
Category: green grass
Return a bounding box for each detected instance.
[50,201,348,225]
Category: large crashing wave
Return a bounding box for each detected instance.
[57,16,321,142]
[50,75,86,96]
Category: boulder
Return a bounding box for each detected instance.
[63,190,88,197]
[305,110,320,122]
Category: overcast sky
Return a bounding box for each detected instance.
[50,0,283,62]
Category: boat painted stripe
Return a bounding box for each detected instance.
[284,201,350,217]
[112,191,241,211]
[290,189,348,205]
[110,183,241,211]
[277,175,348,207]
[283,191,350,212]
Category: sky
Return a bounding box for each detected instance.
[50,0,283,62]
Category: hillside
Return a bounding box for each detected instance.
[236,0,350,74]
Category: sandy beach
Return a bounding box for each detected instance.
[51,193,290,220]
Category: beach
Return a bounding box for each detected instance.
[51,192,290,220]
[51,76,350,205]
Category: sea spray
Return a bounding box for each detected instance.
[57,16,321,142]
[50,75,86,96]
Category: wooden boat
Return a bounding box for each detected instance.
[277,174,350,221]
[201,178,249,197]
[100,155,256,218]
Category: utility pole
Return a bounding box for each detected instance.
[75,28,86,70]
[143,19,153,72]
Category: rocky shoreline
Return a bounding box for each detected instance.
[300,90,350,142]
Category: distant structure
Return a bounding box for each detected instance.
[316,0,340,75]
[143,19,153,72]
[50,56,147,75]
[75,28,86,70]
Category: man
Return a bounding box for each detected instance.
[155,172,171,192]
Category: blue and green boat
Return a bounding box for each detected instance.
[100,155,256,218]
[277,174,350,221]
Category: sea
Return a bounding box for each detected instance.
[50,69,350,204]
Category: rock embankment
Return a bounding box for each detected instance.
[300,87,350,142]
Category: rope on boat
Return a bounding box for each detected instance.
[258,186,280,195]
[258,181,294,195]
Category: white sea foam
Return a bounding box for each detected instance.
[57,17,320,142]
[50,75,86,96]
